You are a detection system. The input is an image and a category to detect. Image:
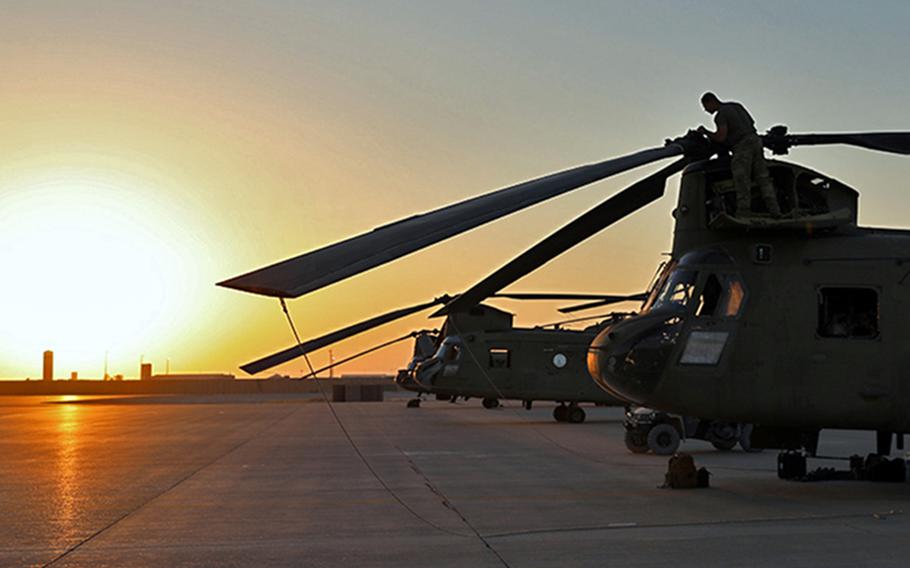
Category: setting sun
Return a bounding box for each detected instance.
[0,172,201,377]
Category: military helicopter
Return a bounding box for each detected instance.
[219,125,910,468]
[239,290,643,423]
[239,276,756,445]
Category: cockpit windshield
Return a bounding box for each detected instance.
[645,268,698,312]
[432,336,462,362]
[642,266,747,317]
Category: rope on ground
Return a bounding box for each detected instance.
[278,299,470,539]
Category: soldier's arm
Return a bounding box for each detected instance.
[698,120,728,143]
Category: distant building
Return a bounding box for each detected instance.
[70,372,78,381]
[43,351,53,382]
[140,363,152,381]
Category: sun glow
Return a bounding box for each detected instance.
[0,173,201,377]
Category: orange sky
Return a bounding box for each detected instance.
[2,2,908,378]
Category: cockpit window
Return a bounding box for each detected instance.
[444,344,461,362]
[651,269,698,310]
[723,277,746,317]
[641,262,674,313]
[696,274,723,317]
[433,338,462,362]
[696,273,747,318]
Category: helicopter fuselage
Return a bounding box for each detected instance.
[405,326,620,405]
[398,305,623,406]
[591,158,910,433]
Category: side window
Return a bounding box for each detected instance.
[817,287,879,338]
[488,348,511,369]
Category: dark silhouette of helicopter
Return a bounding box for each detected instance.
[239,290,642,423]
[220,126,910,468]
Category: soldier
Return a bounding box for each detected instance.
[698,92,781,217]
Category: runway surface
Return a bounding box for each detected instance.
[2,393,909,567]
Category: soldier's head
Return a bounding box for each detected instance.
[700,92,721,114]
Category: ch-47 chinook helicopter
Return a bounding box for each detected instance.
[236,278,754,446]
[237,288,643,423]
[219,124,910,469]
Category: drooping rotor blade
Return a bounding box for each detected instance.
[218,144,686,298]
[540,311,633,328]
[492,292,642,301]
[558,292,649,313]
[304,332,420,378]
[240,298,445,375]
[763,127,910,156]
[437,158,690,315]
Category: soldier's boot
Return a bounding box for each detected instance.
[755,165,782,216]
[760,185,782,217]
[735,193,751,218]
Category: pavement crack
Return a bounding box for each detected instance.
[396,446,512,568]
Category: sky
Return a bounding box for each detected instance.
[1,0,908,379]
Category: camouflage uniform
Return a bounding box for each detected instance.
[714,102,781,217]
[731,134,780,216]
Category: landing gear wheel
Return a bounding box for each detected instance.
[647,423,681,455]
[566,405,586,424]
[406,399,421,408]
[624,430,649,454]
[482,397,500,409]
[553,405,568,422]
[522,400,533,410]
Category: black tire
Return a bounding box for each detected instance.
[624,430,649,454]
[482,397,500,409]
[647,423,681,455]
[553,405,568,422]
[406,399,421,408]
[567,406,586,424]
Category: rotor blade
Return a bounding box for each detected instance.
[540,312,632,328]
[764,130,910,156]
[305,332,418,378]
[437,158,690,315]
[492,292,642,301]
[558,293,649,313]
[218,145,684,298]
[240,298,444,375]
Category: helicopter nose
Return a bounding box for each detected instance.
[588,313,683,405]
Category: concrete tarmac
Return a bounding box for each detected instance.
[2,394,909,567]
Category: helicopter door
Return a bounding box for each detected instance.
[676,273,746,407]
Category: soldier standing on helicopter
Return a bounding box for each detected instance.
[697,92,781,217]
